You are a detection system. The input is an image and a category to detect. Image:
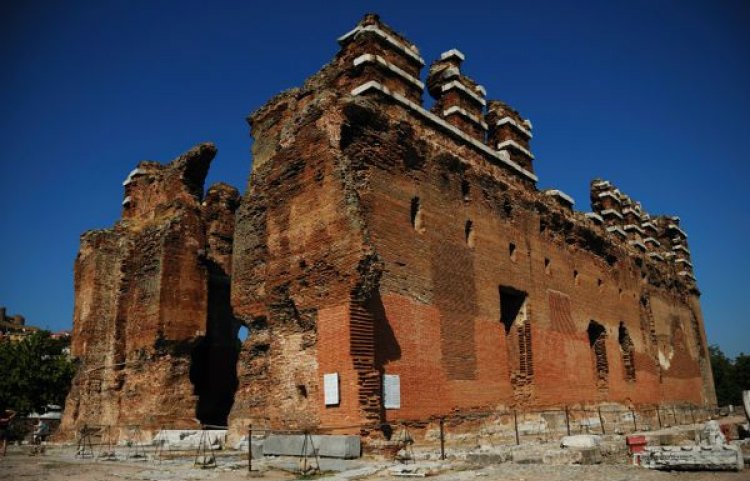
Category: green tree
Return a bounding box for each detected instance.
[709,344,740,406]
[0,331,76,414]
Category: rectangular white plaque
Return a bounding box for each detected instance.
[383,374,401,409]
[323,373,339,406]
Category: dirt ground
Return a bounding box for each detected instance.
[0,449,292,481]
[1,448,748,481]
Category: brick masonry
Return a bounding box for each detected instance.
[61,144,241,437]
[62,13,716,442]
[227,13,716,437]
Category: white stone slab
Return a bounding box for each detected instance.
[262,434,360,459]
[561,434,602,449]
[324,372,340,406]
[384,374,401,409]
[152,429,226,449]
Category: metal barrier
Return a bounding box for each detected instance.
[66,403,720,474]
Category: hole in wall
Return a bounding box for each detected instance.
[189,261,241,427]
[503,197,513,216]
[544,258,551,275]
[509,243,517,262]
[411,197,425,233]
[574,270,580,285]
[618,322,636,382]
[190,322,241,427]
[296,384,308,398]
[465,220,475,248]
[461,179,470,201]
[238,325,249,342]
[587,320,609,387]
[499,286,527,335]
[499,286,533,388]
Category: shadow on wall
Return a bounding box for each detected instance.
[189,259,240,427]
[370,291,401,429]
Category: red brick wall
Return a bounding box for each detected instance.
[354,100,711,418]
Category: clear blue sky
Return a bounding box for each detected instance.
[1,1,748,356]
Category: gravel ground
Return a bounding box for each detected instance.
[1,435,747,481]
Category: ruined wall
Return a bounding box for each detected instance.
[64,13,715,440]
[229,84,381,431]
[61,144,240,436]
[228,14,715,435]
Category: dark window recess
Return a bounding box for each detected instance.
[509,243,517,261]
[465,220,475,248]
[618,322,636,382]
[189,262,241,427]
[296,384,308,398]
[410,197,424,233]
[574,270,580,285]
[461,179,470,200]
[503,197,513,216]
[544,258,551,274]
[500,287,527,334]
[499,286,533,390]
[587,321,609,389]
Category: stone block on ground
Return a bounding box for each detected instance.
[636,445,744,471]
[234,435,264,458]
[542,447,602,465]
[560,434,601,448]
[262,434,360,459]
[152,429,227,449]
[466,452,511,465]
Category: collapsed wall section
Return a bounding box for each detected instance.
[61,144,240,437]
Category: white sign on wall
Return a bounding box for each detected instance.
[383,374,401,409]
[323,373,340,406]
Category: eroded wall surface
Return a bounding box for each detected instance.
[61,144,240,436]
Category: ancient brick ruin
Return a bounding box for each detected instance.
[61,144,241,433]
[62,14,716,439]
